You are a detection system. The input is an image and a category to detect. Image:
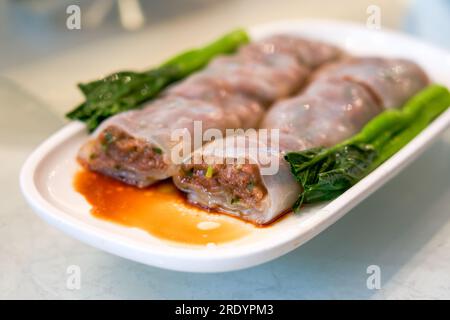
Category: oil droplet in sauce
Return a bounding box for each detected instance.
[74,170,252,245]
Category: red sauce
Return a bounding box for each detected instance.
[74,170,252,245]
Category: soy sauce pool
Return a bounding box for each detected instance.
[74,170,253,245]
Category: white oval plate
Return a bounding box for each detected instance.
[20,20,450,272]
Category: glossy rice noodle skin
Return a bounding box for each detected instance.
[166,35,343,105]
[239,34,344,69]
[174,57,429,224]
[167,54,308,105]
[314,57,429,109]
[261,78,383,150]
[78,35,342,187]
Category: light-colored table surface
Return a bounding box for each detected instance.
[1,0,450,300]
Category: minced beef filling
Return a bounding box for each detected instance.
[87,126,166,173]
[179,162,267,208]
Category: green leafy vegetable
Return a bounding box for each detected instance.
[231,197,240,205]
[205,165,214,178]
[66,29,250,132]
[285,84,450,211]
[183,168,194,177]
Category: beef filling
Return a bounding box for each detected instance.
[79,126,166,187]
[179,162,267,208]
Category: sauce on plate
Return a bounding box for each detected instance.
[74,170,252,245]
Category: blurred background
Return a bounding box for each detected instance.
[1,0,449,68]
[1,0,450,113]
[1,0,450,300]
